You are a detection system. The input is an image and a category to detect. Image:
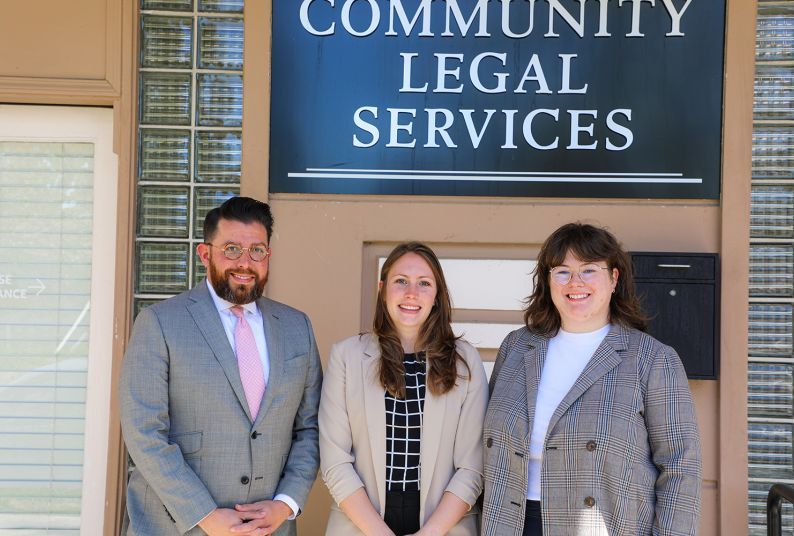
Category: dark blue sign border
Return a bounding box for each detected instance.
[270,1,726,199]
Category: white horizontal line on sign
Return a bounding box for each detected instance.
[291,170,702,183]
[307,167,684,177]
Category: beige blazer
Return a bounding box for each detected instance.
[320,333,488,535]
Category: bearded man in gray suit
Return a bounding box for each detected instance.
[120,196,322,536]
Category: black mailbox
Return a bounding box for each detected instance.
[631,253,720,380]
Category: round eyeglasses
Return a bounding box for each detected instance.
[207,243,270,262]
[550,264,610,285]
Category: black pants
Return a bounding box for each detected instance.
[522,500,543,536]
[384,490,420,536]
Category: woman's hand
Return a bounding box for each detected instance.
[407,530,441,536]
[408,492,470,536]
[338,488,396,536]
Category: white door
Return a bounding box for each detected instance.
[0,105,117,534]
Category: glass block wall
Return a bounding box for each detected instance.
[748,1,794,534]
[135,0,244,314]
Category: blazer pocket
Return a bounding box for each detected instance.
[169,431,202,456]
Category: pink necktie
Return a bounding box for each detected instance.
[231,306,265,420]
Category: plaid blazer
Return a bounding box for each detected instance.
[481,324,702,536]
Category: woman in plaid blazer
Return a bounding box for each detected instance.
[482,224,702,536]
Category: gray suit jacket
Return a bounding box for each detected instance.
[119,281,322,535]
[482,325,702,536]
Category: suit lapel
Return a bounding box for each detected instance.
[254,297,284,425]
[186,281,251,420]
[420,362,444,520]
[362,337,387,514]
[524,333,546,443]
[546,325,626,435]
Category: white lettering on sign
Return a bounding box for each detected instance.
[0,274,11,285]
[662,0,693,37]
[567,110,598,150]
[434,53,465,93]
[386,108,417,148]
[298,0,693,39]
[443,0,490,37]
[291,0,694,170]
[399,52,588,96]
[387,0,432,37]
[606,109,634,150]
[461,109,496,149]
[299,0,334,36]
[353,106,380,147]
[352,106,634,151]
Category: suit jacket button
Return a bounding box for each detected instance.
[586,440,596,451]
[486,437,493,448]
[240,476,250,485]
[584,496,595,508]
[251,431,259,439]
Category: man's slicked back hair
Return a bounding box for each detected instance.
[203,196,274,243]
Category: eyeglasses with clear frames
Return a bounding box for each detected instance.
[207,243,271,262]
[550,264,610,285]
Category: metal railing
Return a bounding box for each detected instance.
[768,483,794,535]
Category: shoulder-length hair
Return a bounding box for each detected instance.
[525,223,647,336]
[373,242,469,398]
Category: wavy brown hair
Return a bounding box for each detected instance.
[525,223,647,336]
[373,242,469,398]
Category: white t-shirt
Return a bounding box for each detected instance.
[526,324,611,500]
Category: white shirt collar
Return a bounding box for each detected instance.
[205,278,260,315]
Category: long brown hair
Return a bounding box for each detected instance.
[525,223,647,336]
[373,242,468,398]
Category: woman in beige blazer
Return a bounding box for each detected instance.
[320,242,488,536]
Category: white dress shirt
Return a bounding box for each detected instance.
[205,281,300,519]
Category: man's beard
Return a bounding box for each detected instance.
[208,260,267,305]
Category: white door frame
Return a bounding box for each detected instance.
[0,104,118,534]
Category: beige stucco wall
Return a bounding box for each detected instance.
[0,0,108,79]
[0,0,124,104]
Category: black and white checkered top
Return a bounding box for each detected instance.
[384,352,426,492]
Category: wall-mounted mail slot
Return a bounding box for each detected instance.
[631,252,720,380]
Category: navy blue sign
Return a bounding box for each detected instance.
[270,1,725,199]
